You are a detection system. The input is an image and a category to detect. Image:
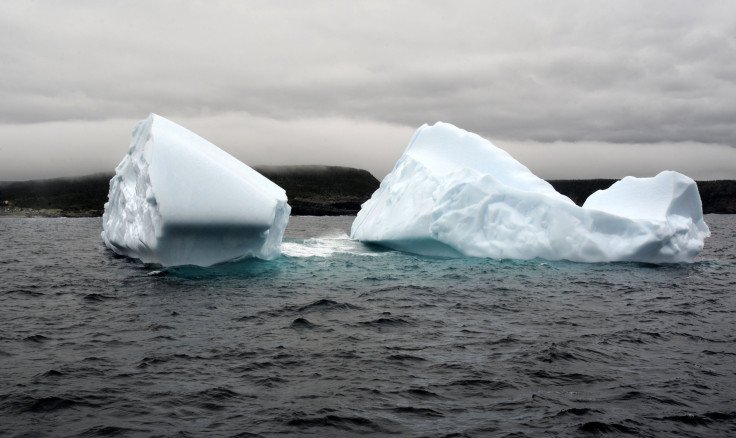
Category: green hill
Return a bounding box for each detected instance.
[0,173,112,217]
[255,165,379,215]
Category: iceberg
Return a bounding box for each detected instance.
[351,122,709,263]
[102,114,290,267]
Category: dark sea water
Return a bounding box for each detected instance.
[1,215,735,437]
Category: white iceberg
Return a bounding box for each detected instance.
[102,114,290,267]
[351,122,709,263]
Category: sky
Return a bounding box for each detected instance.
[1,0,735,181]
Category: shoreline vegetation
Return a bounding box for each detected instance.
[1,166,735,218]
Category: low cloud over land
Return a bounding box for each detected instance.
[2,1,735,180]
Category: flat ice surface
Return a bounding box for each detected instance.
[102,114,290,266]
[351,122,710,263]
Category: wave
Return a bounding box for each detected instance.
[281,234,384,258]
[285,414,392,434]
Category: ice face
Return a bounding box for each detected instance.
[101,114,291,266]
[351,122,710,263]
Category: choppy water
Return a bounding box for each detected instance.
[1,215,735,437]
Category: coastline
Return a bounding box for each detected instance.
[2,168,735,217]
[0,208,103,218]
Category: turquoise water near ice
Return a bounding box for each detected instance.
[1,215,735,437]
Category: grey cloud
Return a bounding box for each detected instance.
[1,0,735,180]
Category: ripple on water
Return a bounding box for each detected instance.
[1,216,735,437]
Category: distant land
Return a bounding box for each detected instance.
[548,179,736,215]
[0,166,380,217]
[1,167,734,217]
[255,166,379,215]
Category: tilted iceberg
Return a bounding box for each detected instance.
[351,122,710,263]
[102,114,290,266]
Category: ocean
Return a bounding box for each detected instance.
[1,215,735,437]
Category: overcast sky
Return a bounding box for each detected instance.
[1,0,735,181]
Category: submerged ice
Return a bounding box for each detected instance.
[351,122,709,263]
[102,114,290,267]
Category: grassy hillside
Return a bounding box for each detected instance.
[255,165,379,215]
[696,180,736,214]
[0,173,112,216]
